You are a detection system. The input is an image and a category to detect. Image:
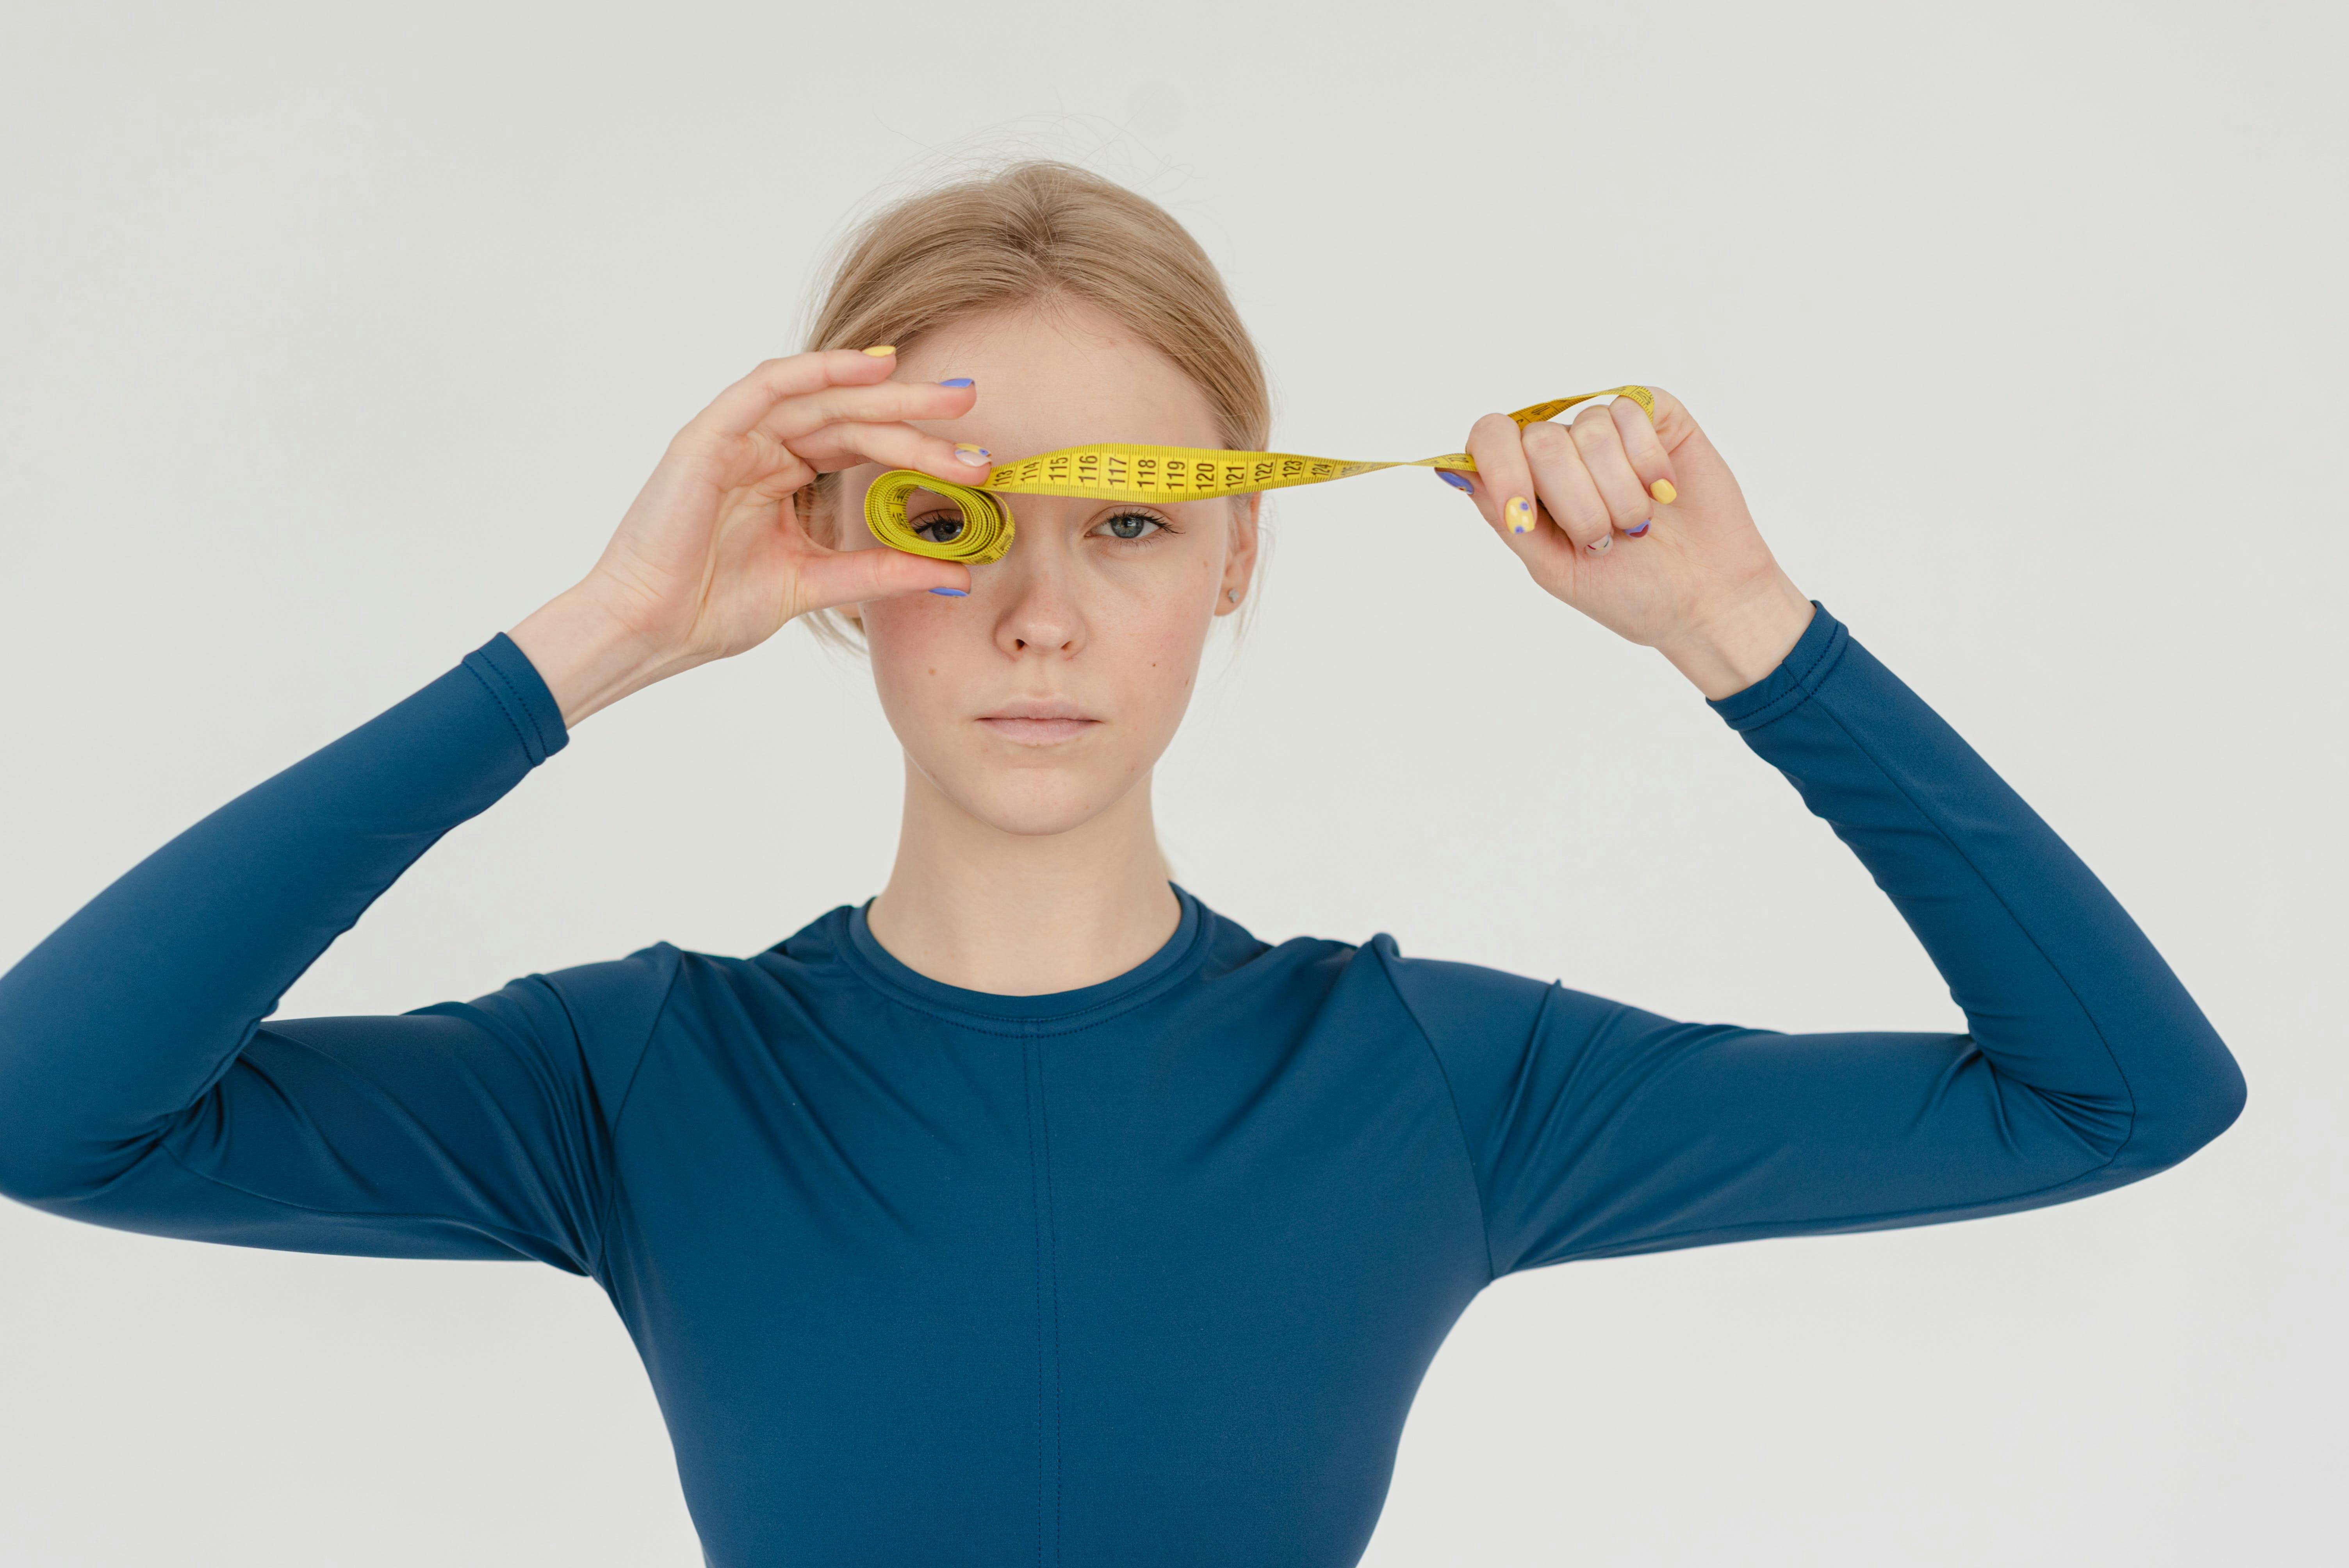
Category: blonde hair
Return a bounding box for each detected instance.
[794,160,1271,650]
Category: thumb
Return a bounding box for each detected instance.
[796,542,973,614]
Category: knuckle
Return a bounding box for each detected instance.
[1552,495,1607,536]
[1520,421,1572,458]
[1569,415,1618,454]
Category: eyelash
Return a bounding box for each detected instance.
[1091,509,1176,543]
[903,508,1178,545]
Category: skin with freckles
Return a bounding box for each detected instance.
[505,305,1809,995]
[826,305,1260,988]
[827,305,1258,852]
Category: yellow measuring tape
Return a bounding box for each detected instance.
[863,385,1656,563]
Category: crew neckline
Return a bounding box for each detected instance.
[837,881,1212,1030]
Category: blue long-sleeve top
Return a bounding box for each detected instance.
[0,603,2243,1566]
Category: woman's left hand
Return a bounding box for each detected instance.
[1453,387,1817,698]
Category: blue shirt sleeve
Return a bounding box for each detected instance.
[1383,602,2245,1278]
[0,635,672,1275]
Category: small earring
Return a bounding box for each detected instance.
[1226,588,1240,603]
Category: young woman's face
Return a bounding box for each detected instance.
[831,303,1258,838]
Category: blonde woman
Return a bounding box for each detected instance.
[0,163,2244,1565]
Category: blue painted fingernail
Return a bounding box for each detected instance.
[1438,470,1475,492]
[938,377,973,388]
[929,586,968,597]
[1627,519,1651,536]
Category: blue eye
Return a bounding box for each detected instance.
[1094,510,1166,541]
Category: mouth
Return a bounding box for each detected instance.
[977,702,1100,747]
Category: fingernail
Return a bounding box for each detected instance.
[938,377,973,388]
[1627,519,1651,537]
[1506,496,1535,534]
[861,344,897,356]
[929,586,968,597]
[954,444,991,465]
[1586,534,1612,554]
[1649,478,1677,504]
[1438,470,1475,493]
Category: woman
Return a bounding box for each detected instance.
[0,162,2244,1565]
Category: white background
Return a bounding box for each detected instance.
[2,2,2342,1563]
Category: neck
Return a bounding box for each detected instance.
[864,758,1182,996]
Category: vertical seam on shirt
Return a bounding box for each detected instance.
[581,951,686,1281]
[1021,1034,1046,1568]
[1036,1034,1064,1568]
[1809,685,2141,1172]
[1369,946,1501,1285]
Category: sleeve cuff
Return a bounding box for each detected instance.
[1707,600,1848,733]
[460,632,570,766]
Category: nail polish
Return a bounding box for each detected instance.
[1586,535,1612,554]
[1438,470,1475,492]
[954,444,992,465]
[1627,519,1651,536]
[1649,478,1677,504]
[861,344,897,356]
[1506,496,1535,535]
[938,377,973,388]
[929,586,968,597]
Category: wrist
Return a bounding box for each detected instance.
[506,582,707,728]
[1656,573,1817,701]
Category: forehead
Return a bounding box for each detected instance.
[895,302,1225,460]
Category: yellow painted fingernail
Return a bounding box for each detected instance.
[1506,496,1535,535]
[1649,478,1677,504]
[861,344,897,356]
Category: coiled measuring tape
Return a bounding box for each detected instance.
[863,385,1656,563]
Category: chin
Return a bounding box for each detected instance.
[944,768,1132,839]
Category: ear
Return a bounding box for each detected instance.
[804,476,870,631]
[1214,493,1263,616]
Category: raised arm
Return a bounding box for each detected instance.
[1389,390,2244,1276]
[0,637,654,1269]
[0,347,996,1267]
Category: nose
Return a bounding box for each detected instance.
[990,518,1085,659]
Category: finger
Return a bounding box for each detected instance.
[1609,395,1678,510]
[758,376,980,442]
[1520,421,1615,554]
[1463,412,1540,544]
[786,420,995,483]
[693,347,900,441]
[797,534,973,611]
[1568,404,1655,537]
[1633,385,1701,461]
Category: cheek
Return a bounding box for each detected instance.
[864,599,988,723]
[1094,592,1216,729]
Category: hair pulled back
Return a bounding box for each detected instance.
[795,160,1269,648]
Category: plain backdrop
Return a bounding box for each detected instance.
[2,2,2342,1564]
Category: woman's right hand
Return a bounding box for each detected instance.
[508,347,987,726]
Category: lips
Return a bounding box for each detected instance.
[977,700,1098,746]
[977,715,1099,746]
